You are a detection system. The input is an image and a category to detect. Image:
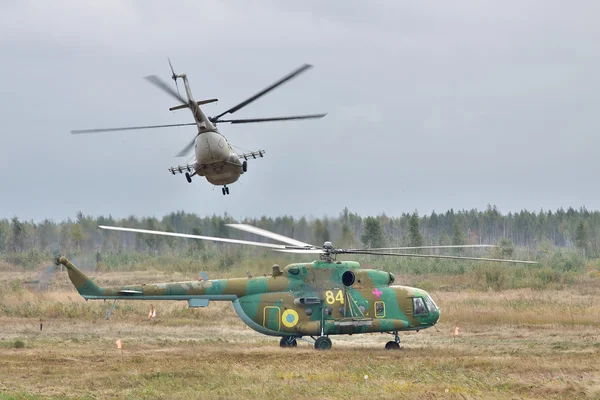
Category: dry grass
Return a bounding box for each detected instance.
[1,269,600,399]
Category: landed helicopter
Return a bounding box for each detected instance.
[57,223,536,350]
[71,62,326,195]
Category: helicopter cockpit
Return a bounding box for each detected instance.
[413,295,439,316]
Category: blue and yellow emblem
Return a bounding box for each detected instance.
[282,309,299,328]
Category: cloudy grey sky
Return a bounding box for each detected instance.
[1,0,599,222]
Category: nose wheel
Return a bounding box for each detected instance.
[221,186,230,195]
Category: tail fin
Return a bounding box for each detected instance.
[56,256,104,298]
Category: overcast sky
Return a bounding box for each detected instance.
[1,0,599,223]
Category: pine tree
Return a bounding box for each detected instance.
[408,212,423,250]
[339,224,357,248]
[165,224,176,252]
[575,220,589,258]
[190,227,205,255]
[10,217,26,252]
[0,223,5,252]
[144,218,160,254]
[360,217,385,248]
[70,224,85,252]
[59,224,72,253]
[498,237,514,258]
[452,221,466,254]
[438,231,451,246]
[313,219,330,245]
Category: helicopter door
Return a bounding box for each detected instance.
[263,306,281,332]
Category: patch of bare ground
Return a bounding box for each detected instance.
[1,271,600,399]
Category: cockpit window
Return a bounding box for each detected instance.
[413,297,428,316]
[424,295,438,312]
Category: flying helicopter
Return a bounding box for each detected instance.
[70,62,326,195]
[57,223,536,350]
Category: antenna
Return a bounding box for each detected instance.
[168,58,181,99]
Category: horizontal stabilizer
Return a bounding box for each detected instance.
[188,299,210,308]
[119,289,143,295]
[169,99,218,111]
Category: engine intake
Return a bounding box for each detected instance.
[342,270,355,286]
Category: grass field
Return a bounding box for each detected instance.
[1,264,600,399]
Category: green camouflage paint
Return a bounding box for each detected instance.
[57,256,440,346]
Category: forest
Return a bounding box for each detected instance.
[0,204,596,269]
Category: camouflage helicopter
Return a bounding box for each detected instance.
[71,62,326,195]
[57,223,535,350]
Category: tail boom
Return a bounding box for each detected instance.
[57,257,287,302]
[178,74,216,132]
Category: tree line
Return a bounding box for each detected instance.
[0,205,596,260]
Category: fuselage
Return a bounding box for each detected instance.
[62,257,441,338]
[193,130,242,185]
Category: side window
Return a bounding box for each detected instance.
[374,301,385,318]
[413,297,428,316]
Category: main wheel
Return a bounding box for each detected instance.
[242,161,248,172]
[185,172,192,183]
[225,186,230,195]
[280,337,297,348]
[221,187,226,195]
[385,341,400,350]
[314,336,332,350]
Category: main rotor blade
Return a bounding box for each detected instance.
[212,64,313,121]
[176,137,196,157]
[352,244,497,251]
[225,224,315,248]
[71,123,196,134]
[341,250,538,264]
[144,75,187,105]
[217,114,327,124]
[273,249,325,254]
[99,225,293,250]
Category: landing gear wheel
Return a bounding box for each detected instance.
[385,341,400,350]
[279,337,297,348]
[222,187,226,195]
[386,331,401,350]
[314,336,332,350]
[185,172,192,183]
[242,161,248,172]
[225,186,229,195]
